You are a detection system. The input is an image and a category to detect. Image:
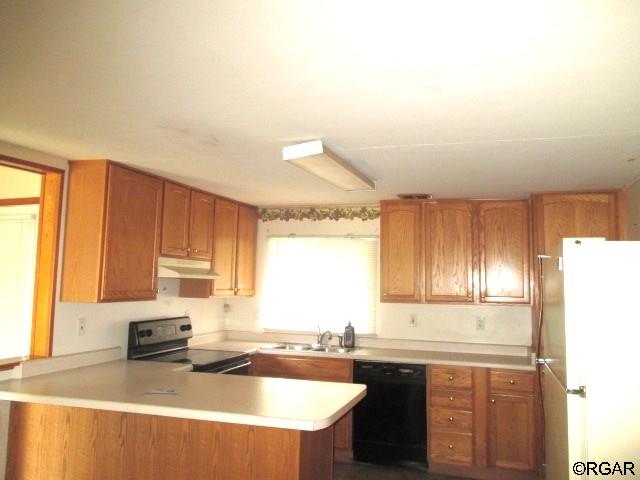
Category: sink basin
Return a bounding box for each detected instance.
[311,346,354,354]
[262,344,355,354]
[269,343,314,352]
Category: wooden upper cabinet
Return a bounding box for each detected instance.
[183,199,258,299]
[212,198,239,296]
[189,190,215,260]
[61,161,162,302]
[161,182,191,257]
[161,182,214,260]
[533,192,624,256]
[235,205,258,296]
[424,201,474,303]
[478,200,530,304]
[380,201,422,302]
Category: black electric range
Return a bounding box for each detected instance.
[127,317,251,374]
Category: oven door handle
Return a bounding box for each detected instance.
[217,360,251,374]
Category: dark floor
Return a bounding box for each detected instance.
[334,462,468,480]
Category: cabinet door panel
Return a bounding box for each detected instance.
[424,202,474,302]
[102,165,162,301]
[235,205,258,296]
[488,393,536,471]
[189,191,215,260]
[212,198,239,296]
[478,200,530,303]
[380,201,422,302]
[540,193,619,256]
[160,182,191,257]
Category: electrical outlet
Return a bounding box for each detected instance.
[409,314,418,328]
[78,317,86,336]
[475,316,486,331]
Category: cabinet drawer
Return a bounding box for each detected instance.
[430,388,473,410]
[430,407,473,433]
[430,365,472,389]
[430,431,473,465]
[489,369,534,394]
[253,354,352,382]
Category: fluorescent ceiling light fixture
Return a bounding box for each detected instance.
[283,140,375,191]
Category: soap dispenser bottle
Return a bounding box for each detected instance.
[344,321,355,348]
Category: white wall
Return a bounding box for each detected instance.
[626,177,640,240]
[0,165,41,199]
[0,140,244,357]
[226,218,532,347]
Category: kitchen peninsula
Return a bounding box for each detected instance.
[0,360,365,480]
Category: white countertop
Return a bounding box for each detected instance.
[193,340,535,371]
[0,360,366,431]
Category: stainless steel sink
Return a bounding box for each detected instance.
[269,343,314,351]
[311,346,354,354]
[263,343,355,354]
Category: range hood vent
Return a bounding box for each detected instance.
[157,257,221,280]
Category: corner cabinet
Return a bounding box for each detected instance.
[251,354,354,460]
[235,204,258,296]
[380,199,531,305]
[212,199,258,297]
[61,161,163,302]
[380,201,422,302]
[161,182,215,260]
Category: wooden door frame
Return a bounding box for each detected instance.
[0,154,65,358]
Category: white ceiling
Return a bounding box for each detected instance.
[1,1,639,206]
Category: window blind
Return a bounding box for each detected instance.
[260,236,378,334]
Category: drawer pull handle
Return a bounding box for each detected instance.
[447,417,454,422]
[448,444,454,450]
[448,375,454,381]
[490,399,496,404]
[509,379,516,385]
[449,396,455,401]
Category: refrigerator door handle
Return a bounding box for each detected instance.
[566,385,587,398]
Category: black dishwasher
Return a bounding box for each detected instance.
[353,361,426,465]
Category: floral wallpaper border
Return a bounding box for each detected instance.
[259,206,380,222]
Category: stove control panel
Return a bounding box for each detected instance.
[128,316,193,348]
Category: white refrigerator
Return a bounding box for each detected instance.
[539,238,640,479]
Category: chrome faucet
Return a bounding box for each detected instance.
[317,326,333,346]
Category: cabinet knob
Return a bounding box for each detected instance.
[155,288,160,293]
[448,375,454,381]
[234,287,239,293]
[186,247,191,252]
[449,396,455,401]
[509,379,516,385]
[193,249,199,253]
[448,444,454,450]
[447,417,454,422]
[490,398,496,404]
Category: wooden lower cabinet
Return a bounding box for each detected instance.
[428,365,538,480]
[7,402,332,480]
[488,393,536,471]
[251,354,353,459]
[488,369,536,472]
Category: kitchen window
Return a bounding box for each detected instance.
[260,236,378,334]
